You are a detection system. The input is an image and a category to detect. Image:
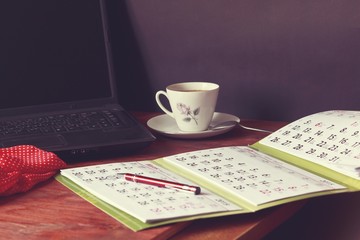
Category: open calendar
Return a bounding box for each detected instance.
[57,110,360,231]
[254,110,360,183]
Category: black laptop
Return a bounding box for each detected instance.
[0,0,155,161]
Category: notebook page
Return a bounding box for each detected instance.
[259,110,360,179]
[60,161,241,223]
[161,146,345,206]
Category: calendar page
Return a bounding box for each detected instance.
[259,110,360,179]
[60,161,242,223]
[159,146,345,206]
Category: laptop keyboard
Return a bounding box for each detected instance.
[0,110,134,137]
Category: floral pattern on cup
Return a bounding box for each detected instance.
[177,103,199,125]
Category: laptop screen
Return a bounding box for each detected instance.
[0,0,113,110]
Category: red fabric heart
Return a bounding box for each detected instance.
[0,145,66,196]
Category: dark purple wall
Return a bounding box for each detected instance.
[112,1,360,121]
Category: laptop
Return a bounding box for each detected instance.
[0,0,155,161]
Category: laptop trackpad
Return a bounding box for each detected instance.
[1,135,66,148]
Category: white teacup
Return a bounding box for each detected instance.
[155,82,219,132]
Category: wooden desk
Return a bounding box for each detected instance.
[0,112,306,240]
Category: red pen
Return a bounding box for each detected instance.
[123,173,201,195]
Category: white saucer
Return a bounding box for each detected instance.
[147,112,240,139]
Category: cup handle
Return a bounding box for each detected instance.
[155,90,174,118]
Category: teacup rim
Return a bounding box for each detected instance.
[166,82,219,91]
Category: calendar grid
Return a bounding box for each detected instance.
[260,110,360,178]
